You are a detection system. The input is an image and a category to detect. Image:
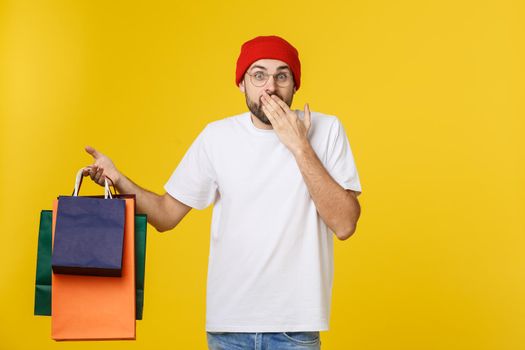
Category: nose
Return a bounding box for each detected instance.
[264,75,277,93]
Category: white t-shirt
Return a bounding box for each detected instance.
[164,110,362,332]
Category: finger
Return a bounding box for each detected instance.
[89,166,98,180]
[93,167,104,183]
[98,176,106,186]
[261,104,279,127]
[96,167,104,179]
[262,93,286,117]
[92,171,100,183]
[82,166,93,177]
[304,103,312,132]
[260,95,278,118]
[264,93,297,129]
[271,94,291,114]
[85,145,102,159]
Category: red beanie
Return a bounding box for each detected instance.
[236,35,301,90]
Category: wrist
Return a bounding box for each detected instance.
[292,140,313,157]
[112,172,123,188]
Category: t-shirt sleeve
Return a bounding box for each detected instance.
[164,125,219,209]
[325,118,362,197]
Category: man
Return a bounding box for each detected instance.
[84,35,362,350]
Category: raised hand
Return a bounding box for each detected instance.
[83,146,122,187]
[260,91,312,155]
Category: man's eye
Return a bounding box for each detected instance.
[277,73,289,81]
[254,72,266,80]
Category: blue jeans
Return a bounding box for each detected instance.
[206,331,321,350]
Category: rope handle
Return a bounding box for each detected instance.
[72,167,116,199]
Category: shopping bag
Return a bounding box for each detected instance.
[34,210,148,320]
[134,213,147,320]
[51,197,136,340]
[51,169,126,277]
[34,210,53,316]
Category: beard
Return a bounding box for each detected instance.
[245,92,293,126]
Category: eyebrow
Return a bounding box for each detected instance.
[249,65,290,72]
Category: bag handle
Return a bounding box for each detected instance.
[73,168,113,199]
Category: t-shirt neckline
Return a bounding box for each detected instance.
[245,112,276,135]
[245,111,302,134]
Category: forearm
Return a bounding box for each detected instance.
[114,174,167,230]
[293,142,360,240]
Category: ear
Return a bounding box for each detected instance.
[239,80,245,93]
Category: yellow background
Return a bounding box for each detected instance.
[1,0,524,349]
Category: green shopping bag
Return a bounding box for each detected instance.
[34,210,53,316]
[34,209,148,320]
[134,213,148,320]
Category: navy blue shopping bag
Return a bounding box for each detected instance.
[51,168,126,277]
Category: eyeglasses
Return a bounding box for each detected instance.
[245,71,293,88]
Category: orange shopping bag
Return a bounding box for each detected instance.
[51,197,136,340]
